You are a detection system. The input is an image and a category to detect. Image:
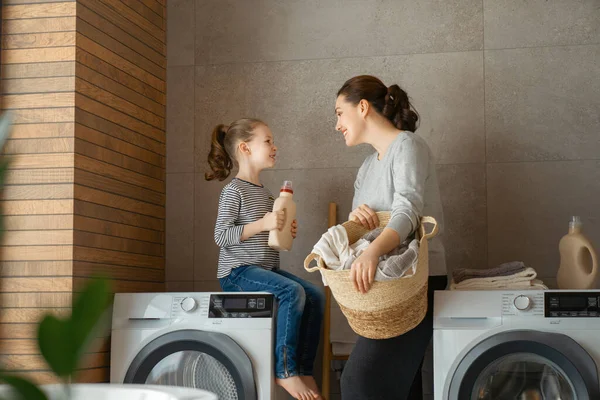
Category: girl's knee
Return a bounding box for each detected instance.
[284,282,306,307]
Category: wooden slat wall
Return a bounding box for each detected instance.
[0,0,166,384]
[0,0,77,385]
[73,0,166,382]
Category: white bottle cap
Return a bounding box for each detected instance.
[281,180,293,194]
[570,216,582,230]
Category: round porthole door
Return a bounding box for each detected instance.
[124,330,256,400]
[446,330,600,400]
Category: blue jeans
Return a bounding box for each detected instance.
[219,265,325,379]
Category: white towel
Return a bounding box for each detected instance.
[451,279,549,290]
[311,226,355,284]
[450,268,549,290]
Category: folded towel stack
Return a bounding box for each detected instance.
[450,261,548,290]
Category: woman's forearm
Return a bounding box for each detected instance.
[363,227,402,258]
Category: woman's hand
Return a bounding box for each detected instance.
[350,250,379,293]
[262,211,285,231]
[291,219,298,238]
[349,204,379,230]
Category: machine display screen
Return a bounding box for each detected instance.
[209,294,274,318]
[559,296,586,309]
[545,291,600,317]
[224,297,247,309]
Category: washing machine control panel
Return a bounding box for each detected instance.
[208,293,275,318]
[502,292,544,316]
[545,291,600,317]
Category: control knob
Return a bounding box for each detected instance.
[180,297,197,312]
[513,295,531,311]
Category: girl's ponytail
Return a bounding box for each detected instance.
[205,118,265,181]
[205,124,233,181]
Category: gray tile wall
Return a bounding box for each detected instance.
[167,0,599,291]
[166,0,599,397]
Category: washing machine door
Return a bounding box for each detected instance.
[124,330,256,400]
[446,330,600,400]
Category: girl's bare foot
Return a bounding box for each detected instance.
[300,376,322,399]
[276,376,314,400]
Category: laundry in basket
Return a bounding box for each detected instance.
[304,212,439,339]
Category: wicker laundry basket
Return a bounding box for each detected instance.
[304,212,439,339]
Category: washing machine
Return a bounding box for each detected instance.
[111,292,276,400]
[434,290,600,400]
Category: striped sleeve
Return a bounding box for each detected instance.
[214,186,244,248]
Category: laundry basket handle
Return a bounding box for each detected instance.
[304,253,323,272]
[420,216,439,240]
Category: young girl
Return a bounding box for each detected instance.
[205,118,325,400]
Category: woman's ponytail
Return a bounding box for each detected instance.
[337,75,420,132]
[383,84,419,132]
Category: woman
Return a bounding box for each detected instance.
[335,75,448,400]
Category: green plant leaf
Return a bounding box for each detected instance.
[37,278,112,379]
[37,316,76,378]
[0,373,48,400]
[70,278,112,362]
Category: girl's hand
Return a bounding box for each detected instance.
[291,219,298,239]
[262,211,285,231]
[350,250,379,293]
[349,204,379,230]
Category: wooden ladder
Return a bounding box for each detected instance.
[321,202,350,400]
